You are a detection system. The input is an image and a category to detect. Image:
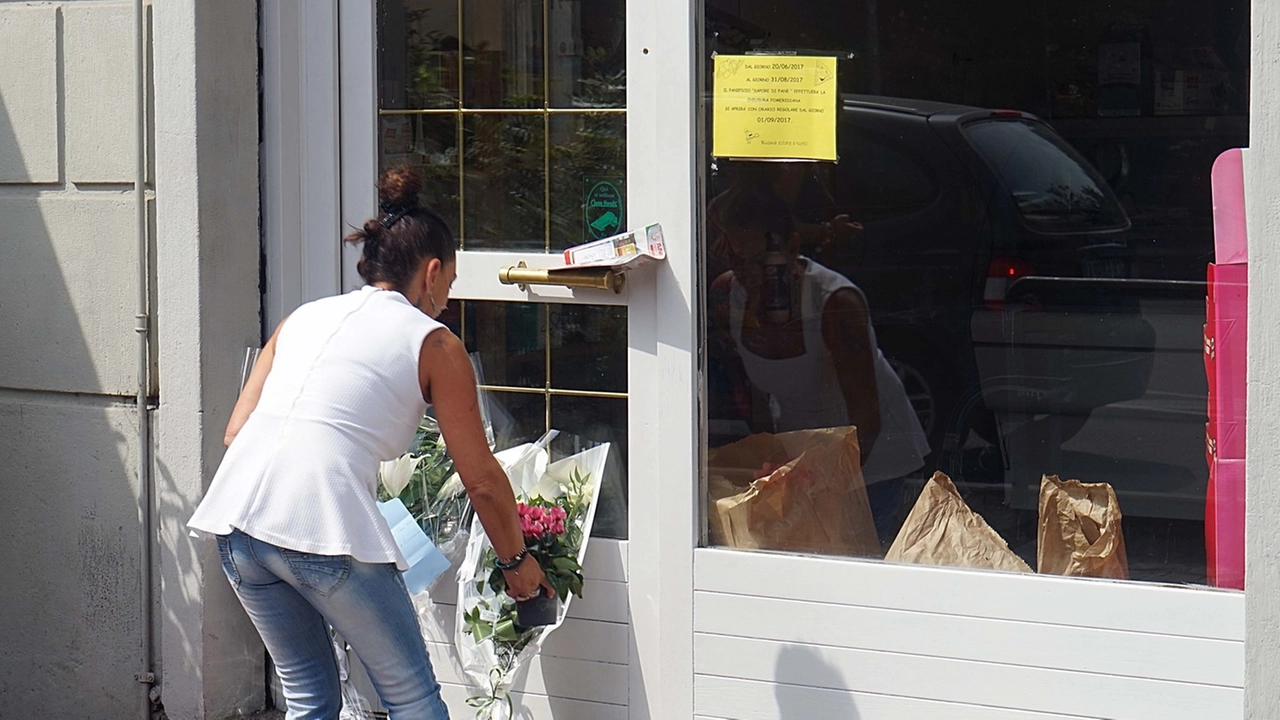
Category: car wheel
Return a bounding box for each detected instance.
[887,357,939,442]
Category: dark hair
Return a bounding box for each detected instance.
[343,166,457,289]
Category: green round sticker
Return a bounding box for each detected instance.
[585,180,624,239]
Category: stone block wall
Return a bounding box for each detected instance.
[1,3,155,718]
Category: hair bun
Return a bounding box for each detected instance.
[378,166,424,210]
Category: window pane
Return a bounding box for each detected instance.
[462,0,544,109]
[450,301,630,540]
[550,304,627,393]
[462,301,547,389]
[548,0,626,108]
[462,114,546,250]
[484,390,547,454]
[379,114,461,231]
[701,1,1249,589]
[378,0,461,110]
[549,114,627,250]
[552,396,628,539]
[834,128,939,221]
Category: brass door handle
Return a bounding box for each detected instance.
[498,262,626,294]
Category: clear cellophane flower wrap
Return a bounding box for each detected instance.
[452,434,611,719]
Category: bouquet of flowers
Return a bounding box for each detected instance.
[454,437,611,719]
[378,415,474,554]
[377,353,496,584]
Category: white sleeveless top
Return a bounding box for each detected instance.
[729,260,930,483]
[188,286,444,569]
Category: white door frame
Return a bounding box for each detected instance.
[261,0,344,330]
[332,1,700,717]
[623,0,698,717]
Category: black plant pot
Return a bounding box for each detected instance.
[515,587,559,628]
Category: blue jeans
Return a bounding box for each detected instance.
[216,529,450,720]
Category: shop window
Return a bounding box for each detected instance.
[701,0,1248,589]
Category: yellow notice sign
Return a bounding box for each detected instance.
[713,55,838,161]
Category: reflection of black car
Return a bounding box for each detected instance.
[816,96,1156,457]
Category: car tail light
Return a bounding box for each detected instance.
[992,110,1024,119]
[984,257,1034,309]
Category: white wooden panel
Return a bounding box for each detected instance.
[695,676,1098,720]
[583,537,629,583]
[424,642,628,706]
[418,602,630,666]
[438,682,628,720]
[695,634,1242,719]
[695,549,1244,641]
[695,592,1243,687]
[453,251,631,305]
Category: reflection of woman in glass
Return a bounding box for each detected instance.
[708,161,860,276]
[709,182,929,539]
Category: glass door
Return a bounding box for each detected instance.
[349,0,631,539]
[340,0,699,714]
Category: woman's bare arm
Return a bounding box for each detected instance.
[420,329,552,599]
[224,319,286,447]
[823,287,881,463]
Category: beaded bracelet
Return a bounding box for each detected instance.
[495,548,529,571]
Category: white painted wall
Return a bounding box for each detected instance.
[0,3,148,718]
[153,0,264,717]
[1246,1,1280,714]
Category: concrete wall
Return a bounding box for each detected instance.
[0,3,148,718]
[1246,0,1280,715]
[0,1,263,718]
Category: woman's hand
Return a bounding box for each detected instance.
[502,554,556,602]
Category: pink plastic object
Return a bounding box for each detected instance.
[1205,263,1247,459]
[1206,456,1245,590]
[1211,149,1248,265]
[1204,147,1248,590]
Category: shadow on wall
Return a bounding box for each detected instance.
[0,85,145,719]
[775,644,861,719]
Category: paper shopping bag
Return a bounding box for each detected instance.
[707,427,850,546]
[886,472,1032,573]
[1037,475,1129,579]
[708,427,879,557]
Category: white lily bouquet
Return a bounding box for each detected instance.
[454,434,611,719]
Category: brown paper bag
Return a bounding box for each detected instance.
[886,472,1032,573]
[1037,475,1129,579]
[707,427,854,546]
[708,427,879,557]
